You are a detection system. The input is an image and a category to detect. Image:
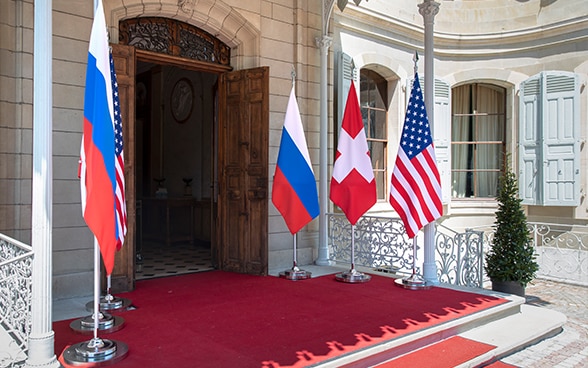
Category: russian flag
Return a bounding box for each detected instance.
[272,86,319,234]
[79,0,118,276]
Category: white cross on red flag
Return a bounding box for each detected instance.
[330,81,377,225]
[389,73,442,238]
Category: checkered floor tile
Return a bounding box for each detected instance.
[135,241,214,280]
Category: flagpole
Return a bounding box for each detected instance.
[419,0,441,285]
[63,238,128,363]
[280,233,312,280]
[70,244,125,334]
[62,0,128,363]
[278,68,313,281]
[395,234,430,290]
[335,224,371,283]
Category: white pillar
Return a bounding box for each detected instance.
[315,1,335,266]
[25,0,60,367]
[419,0,440,285]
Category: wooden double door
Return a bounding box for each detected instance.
[110,44,269,292]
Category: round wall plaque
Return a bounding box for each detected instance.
[170,78,193,123]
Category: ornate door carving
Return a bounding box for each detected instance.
[218,67,269,275]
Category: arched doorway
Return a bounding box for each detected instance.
[109,17,268,292]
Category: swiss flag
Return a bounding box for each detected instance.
[330,81,377,225]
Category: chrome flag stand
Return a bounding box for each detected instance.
[74,273,127,333]
[63,239,129,365]
[85,276,132,312]
[280,233,312,280]
[335,225,371,283]
[395,235,431,290]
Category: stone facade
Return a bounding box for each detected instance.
[1,0,587,299]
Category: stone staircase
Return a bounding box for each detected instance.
[314,284,566,368]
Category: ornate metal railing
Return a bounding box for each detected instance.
[327,213,486,287]
[530,222,588,285]
[328,213,417,275]
[435,224,486,288]
[0,233,33,367]
[473,222,588,286]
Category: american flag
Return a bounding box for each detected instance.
[110,50,127,250]
[389,73,442,238]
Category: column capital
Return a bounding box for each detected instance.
[418,0,440,20]
[315,35,333,51]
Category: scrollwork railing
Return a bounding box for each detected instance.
[471,222,588,286]
[328,213,486,287]
[0,233,33,367]
[435,225,485,288]
[328,213,417,276]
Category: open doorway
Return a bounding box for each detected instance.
[134,61,217,280]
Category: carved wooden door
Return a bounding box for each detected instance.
[218,67,269,275]
[110,43,136,292]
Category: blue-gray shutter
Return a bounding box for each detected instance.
[519,75,541,205]
[542,72,580,206]
[335,52,355,134]
[408,77,451,204]
[519,71,580,206]
[432,79,452,204]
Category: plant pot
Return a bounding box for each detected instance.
[491,280,525,297]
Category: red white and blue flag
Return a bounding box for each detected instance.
[389,73,442,238]
[272,86,319,234]
[79,0,126,276]
[330,81,377,225]
[110,51,127,251]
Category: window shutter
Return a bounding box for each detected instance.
[519,75,541,205]
[542,72,580,206]
[432,79,451,204]
[519,71,580,206]
[410,77,451,204]
[336,52,355,134]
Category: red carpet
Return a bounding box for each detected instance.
[54,271,506,368]
[375,336,495,367]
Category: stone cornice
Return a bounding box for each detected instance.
[335,6,588,57]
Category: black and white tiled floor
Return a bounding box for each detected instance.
[135,241,215,280]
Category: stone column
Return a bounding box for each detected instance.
[25,0,60,367]
[316,34,333,266]
[418,0,441,285]
[315,1,336,266]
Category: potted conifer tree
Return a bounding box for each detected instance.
[485,163,539,297]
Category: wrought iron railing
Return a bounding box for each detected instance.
[328,213,417,276]
[473,222,588,286]
[435,224,486,288]
[0,233,33,367]
[327,213,486,287]
[530,222,588,286]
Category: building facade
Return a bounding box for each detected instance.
[1,0,587,300]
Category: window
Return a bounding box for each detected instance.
[451,83,506,198]
[360,70,388,200]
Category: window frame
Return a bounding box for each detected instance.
[451,83,507,199]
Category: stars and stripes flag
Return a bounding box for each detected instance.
[110,50,127,251]
[272,85,319,234]
[79,0,126,276]
[389,73,442,238]
[330,81,377,225]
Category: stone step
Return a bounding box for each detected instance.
[315,287,565,368]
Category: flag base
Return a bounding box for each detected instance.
[86,296,132,312]
[70,314,125,334]
[394,274,432,290]
[279,267,312,280]
[335,269,371,283]
[62,338,128,366]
